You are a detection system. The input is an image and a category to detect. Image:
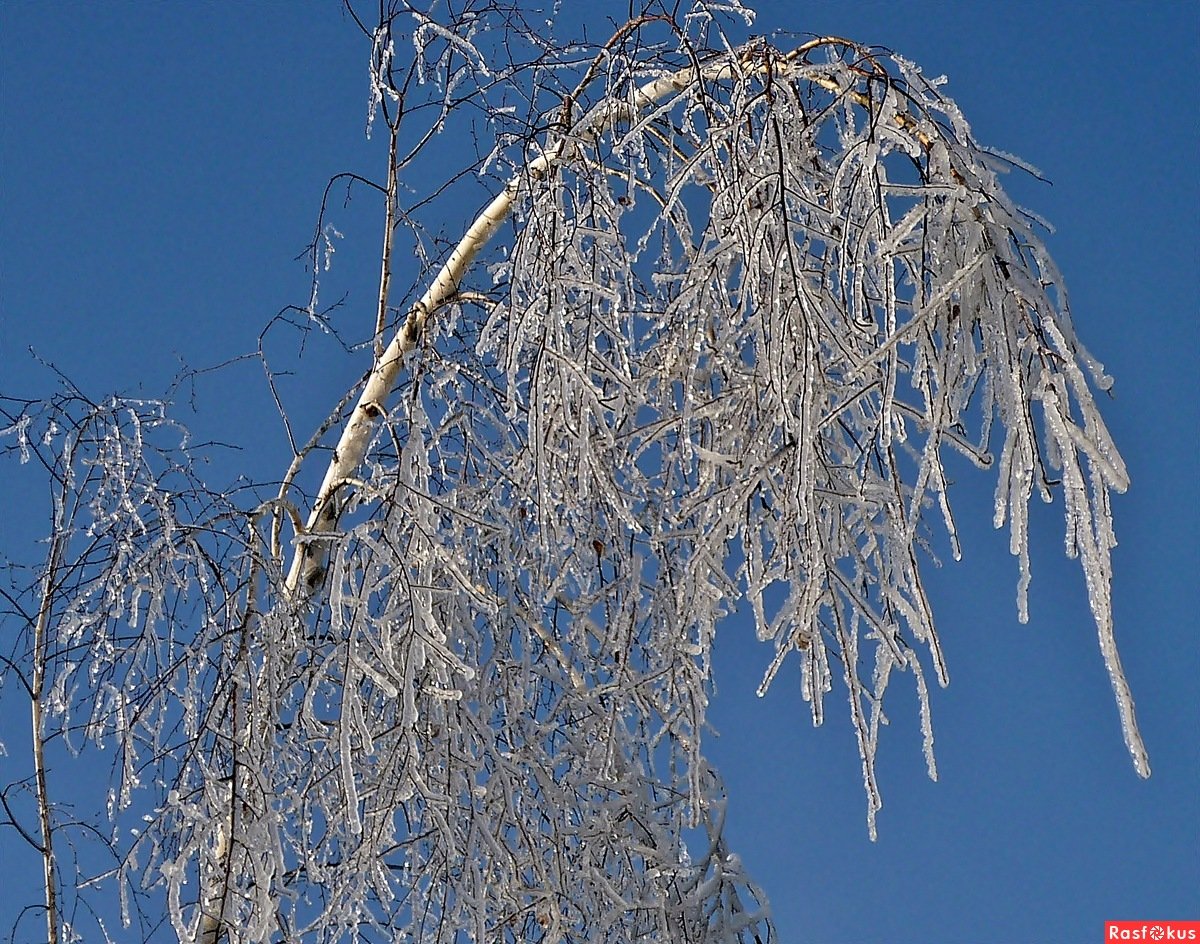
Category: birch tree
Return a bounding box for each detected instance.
[1,2,1147,942]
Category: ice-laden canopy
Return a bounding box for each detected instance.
[6,11,1146,944]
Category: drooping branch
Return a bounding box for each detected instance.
[279,23,1147,829]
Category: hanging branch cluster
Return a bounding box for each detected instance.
[1,4,1144,943]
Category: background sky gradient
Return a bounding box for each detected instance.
[2,2,1197,942]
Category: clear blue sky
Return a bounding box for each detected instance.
[2,2,1197,942]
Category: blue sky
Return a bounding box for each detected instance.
[2,2,1197,942]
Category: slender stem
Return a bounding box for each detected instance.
[199,543,263,943]
[32,519,66,944]
[31,686,58,944]
[374,123,400,363]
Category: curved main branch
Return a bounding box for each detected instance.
[283,41,795,594]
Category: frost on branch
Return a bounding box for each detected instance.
[1,9,1146,944]
[254,24,1142,937]
[459,33,1148,844]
